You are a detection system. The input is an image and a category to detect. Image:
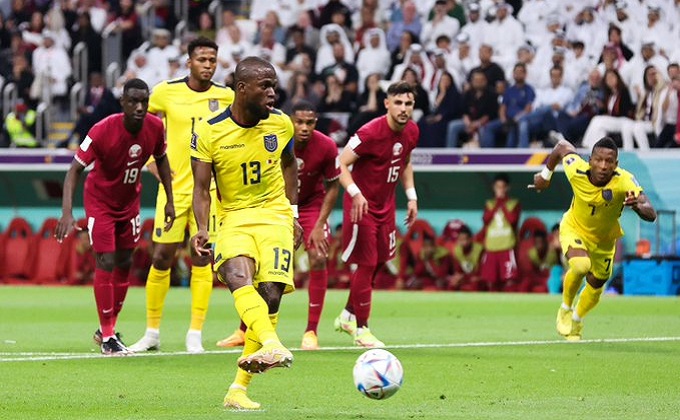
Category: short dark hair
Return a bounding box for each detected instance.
[234,56,274,86]
[188,36,218,57]
[123,78,149,95]
[291,100,317,113]
[459,225,472,236]
[494,173,510,184]
[386,80,416,97]
[592,137,618,154]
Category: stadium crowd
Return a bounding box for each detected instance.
[1,0,679,148]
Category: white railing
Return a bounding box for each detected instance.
[35,102,50,147]
[174,20,187,43]
[2,82,17,119]
[139,1,156,41]
[72,42,88,83]
[210,0,223,29]
[69,82,85,121]
[174,0,189,23]
[106,62,121,90]
[102,23,122,75]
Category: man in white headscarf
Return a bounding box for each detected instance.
[356,28,391,92]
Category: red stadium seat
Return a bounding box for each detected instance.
[1,217,34,283]
[63,218,92,285]
[29,218,70,284]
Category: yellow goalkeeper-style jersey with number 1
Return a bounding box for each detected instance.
[149,77,234,196]
[190,106,294,226]
[561,153,643,244]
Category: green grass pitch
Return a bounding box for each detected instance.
[1,286,679,419]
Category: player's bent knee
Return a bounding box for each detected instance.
[568,256,591,276]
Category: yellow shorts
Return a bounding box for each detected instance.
[559,221,616,280]
[152,190,219,243]
[213,222,295,294]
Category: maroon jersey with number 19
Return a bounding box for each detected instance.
[75,113,167,215]
[343,115,419,223]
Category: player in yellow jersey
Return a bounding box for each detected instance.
[530,136,656,341]
[191,57,303,410]
[129,37,234,354]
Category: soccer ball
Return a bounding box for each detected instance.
[353,349,403,400]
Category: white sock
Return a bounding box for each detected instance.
[572,312,582,322]
[146,328,160,338]
[561,303,571,311]
[341,308,356,322]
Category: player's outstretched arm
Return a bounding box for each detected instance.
[625,191,657,222]
[339,147,368,223]
[191,158,212,257]
[55,160,85,242]
[281,140,304,249]
[155,154,175,231]
[400,154,418,228]
[529,139,576,192]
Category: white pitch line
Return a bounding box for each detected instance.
[2,336,680,363]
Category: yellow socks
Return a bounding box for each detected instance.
[574,282,603,320]
[563,257,591,308]
[145,266,171,329]
[233,286,278,345]
[189,264,213,331]
[233,313,279,389]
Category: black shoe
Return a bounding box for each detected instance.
[101,336,130,355]
[94,329,125,347]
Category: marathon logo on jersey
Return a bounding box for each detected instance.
[602,189,613,202]
[393,142,403,156]
[208,99,219,112]
[129,144,142,158]
[264,134,278,152]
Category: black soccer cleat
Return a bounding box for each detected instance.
[100,336,131,356]
[93,329,125,347]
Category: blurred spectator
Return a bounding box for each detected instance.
[446,69,497,148]
[459,2,486,53]
[106,0,143,61]
[216,27,252,80]
[620,65,667,151]
[391,43,433,87]
[483,63,536,148]
[69,11,102,74]
[420,0,459,51]
[43,4,72,51]
[195,11,216,41]
[285,25,317,71]
[446,32,477,92]
[8,0,33,29]
[295,11,320,51]
[118,51,158,92]
[254,11,286,45]
[68,229,95,285]
[77,0,108,34]
[425,48,448,102]
[315,23,354,75]
[609,2,639,52]
[388,29,418,79]
[551,68,605,146]
[281,71,320,114]
[654,63,679,148]
[581,68,635,149]
[516,66,573,147]
[386,0,421,52]
[427,0,466,27]
[479,173,520,292]
[484,2,525,73]
[318,0,352,29]
[146,28,179,82]
[347,72,386,137]
[418,71,462,147]
[469,44,506,95]
[596,43,626,76]
[6,54,35,105]
[643,5,673,59]
[0,11,12,50]
[449,225,484,291]
[30,30,72,105]
[64,72,120,148]
[517,229,556,293]
[353,4,378,49]
[4,101,37,147]
[355,28,389,92]
[517,1,559,48]
[620,40,668,104]
[598,25,634,65]
[566,6,606,61]
[406,234,454,290]
[20,10,45,50]
[252,21,287,70]
[319,41,359,95]
[317,73,354,113]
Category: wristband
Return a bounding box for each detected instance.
[405,187,418,201]
[346,183,361,197]
[540,166,553,181]
[291,204,299,218]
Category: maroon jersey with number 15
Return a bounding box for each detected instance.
[342,115,419,223]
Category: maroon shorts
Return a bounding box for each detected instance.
[85,203,141,254]
[298,206,329,251]
[341,213,397,266]
[480,249,518,284]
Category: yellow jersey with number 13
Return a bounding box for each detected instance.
[561,153,643,244]
[190,106,294,227]
[149,77,234,196]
